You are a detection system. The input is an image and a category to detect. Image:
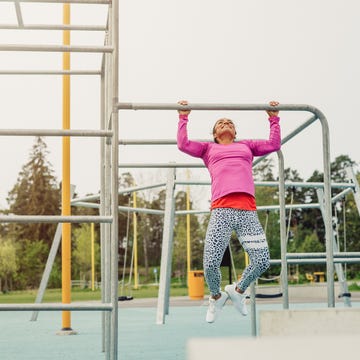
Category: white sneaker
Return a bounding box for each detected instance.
[225,283,248,316]
[205,291,228,323]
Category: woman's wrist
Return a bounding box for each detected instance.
[179,114,189,120]
[268,115,280,122]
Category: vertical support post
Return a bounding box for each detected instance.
[317,189,351,307]
[156,167,176,324]
[60,3,75,334]
[133,192,139,289]
[250,282,256,337]
[317,111,334,307]
[91,222,95,291]
[99,51,107,355]
[101,12,113,359]
[277,150,289,309]
[110,0,119,358]
[110,109,119,360]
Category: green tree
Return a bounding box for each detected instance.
[0,238,18,292]
[14,239,48,289]
[299,231,325,273]
[6,137,60,246]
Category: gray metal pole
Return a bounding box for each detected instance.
[110,0,119,358]
[0,24,106,31]
[30,185,76,321]
[287,252,360,259]
[317,189,351,307]
[103,16,113,359]
[0,70,101,75]
[314,109,334,307]
[270,258,360,265]
[117,102,318,112]
[0,44,113,53]
[277,150,289,309]
[100,51,107,354]
[156,168,176,324]
[0,215,112,223]
[0,0,110,3]
[30,223,62,321]
[0,303,113,311]
[0,129,112,137]
[250,282,256,337]
[104,106,112,356]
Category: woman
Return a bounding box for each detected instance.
[177,100,281,323]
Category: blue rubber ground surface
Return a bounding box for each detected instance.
[0,300,358,360]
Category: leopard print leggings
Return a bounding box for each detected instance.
[204,208,270,296]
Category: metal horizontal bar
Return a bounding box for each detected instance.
[70,201,100,209]
[257,204,320,211]
[0,70,101,75]
[175,203,321,216]
[270,258,360,265]
[286,252,360,259]
[119,139,177,145]
[0,24,107,31]
[0,44,113,53]
[175,180,355,189]
[0,303,113,311]
[118,206,164,215]
[0,0,110,4]
[0,215,112,223]
[117,102,320,113]
[119,139,215,145]
[71,183,167,205]
[71,201,165,215]
[119,163,205,169]
[118,183,167,194]
[0,129,112,137]
[175,180,209,186]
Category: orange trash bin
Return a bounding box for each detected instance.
[188,270,204,300]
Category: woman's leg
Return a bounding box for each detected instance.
[203,208,233,296]
[234,210,270,292]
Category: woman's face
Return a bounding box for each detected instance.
[213,118,236,143]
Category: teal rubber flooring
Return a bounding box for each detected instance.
[0,299,359,360]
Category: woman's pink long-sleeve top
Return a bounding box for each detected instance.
[177,114,281,202]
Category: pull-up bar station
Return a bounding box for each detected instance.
[117,102,335,310]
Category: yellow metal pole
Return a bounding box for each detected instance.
[61,3,73,332]
[91,223,95,291]
[133,192,138,290]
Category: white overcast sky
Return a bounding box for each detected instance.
[0,0,359,209]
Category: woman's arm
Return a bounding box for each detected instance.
[246,115,281,156]
[177,113,208,158]
[245,101,281,156]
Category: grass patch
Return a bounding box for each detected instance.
[0,283,190,304]
[348,282,360,292]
